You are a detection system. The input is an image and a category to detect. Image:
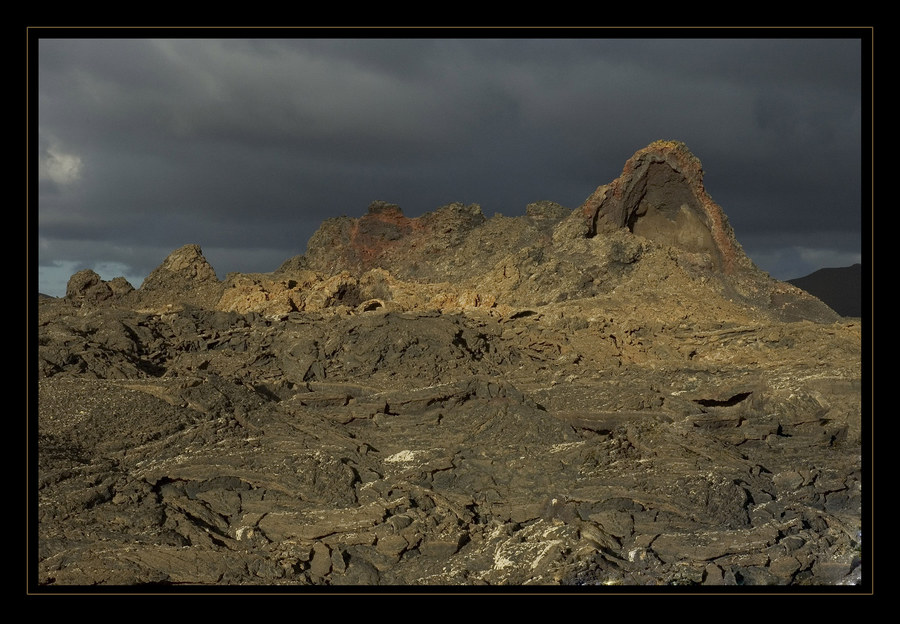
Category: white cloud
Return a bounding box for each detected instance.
[39,141,83,185]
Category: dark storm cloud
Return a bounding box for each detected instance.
[36,35,864,297]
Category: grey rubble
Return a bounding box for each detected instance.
[36,142,862,587]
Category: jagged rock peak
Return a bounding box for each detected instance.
[127,243,224,311]
[578,140,752,275]
[141,244,219,290]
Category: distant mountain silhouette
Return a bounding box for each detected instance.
[788,264,861,317]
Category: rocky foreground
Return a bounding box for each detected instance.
[34,141,863,588]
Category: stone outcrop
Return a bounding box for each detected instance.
[65,269,134,306]
[35,142,863,589]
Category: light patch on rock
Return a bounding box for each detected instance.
[385,449,424,463]
[549,441,584,454]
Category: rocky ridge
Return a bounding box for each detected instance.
[35,141,863,588]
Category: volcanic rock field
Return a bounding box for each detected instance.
[34,141,863,588]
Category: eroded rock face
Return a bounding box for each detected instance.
[35,142,863,589]
[582,140,748,273]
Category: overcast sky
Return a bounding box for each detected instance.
[35,34,866,298]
